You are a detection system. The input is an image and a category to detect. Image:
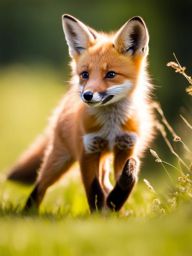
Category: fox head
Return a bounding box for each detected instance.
[62,14,149,106]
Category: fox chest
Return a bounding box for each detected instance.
[83,107,138,153]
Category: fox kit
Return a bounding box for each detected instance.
[7,14,154,212]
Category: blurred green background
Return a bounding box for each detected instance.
[0,0,192,173]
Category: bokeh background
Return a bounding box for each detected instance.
[0,0,192,176]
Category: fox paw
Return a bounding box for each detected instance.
[118,158,137,189]
[84,136,108,153]
[115,132,137,150]
[91,136,108,152]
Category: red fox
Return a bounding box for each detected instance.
[7,14,154,212]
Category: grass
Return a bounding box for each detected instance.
[0,212,192,256]
[0,64,192,256]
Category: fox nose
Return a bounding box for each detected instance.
[83,91,93,101]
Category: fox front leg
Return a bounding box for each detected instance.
[106,132,138,211]
[24,139,74,211]
[106,158,138,211]
[101,158,113,195]
[80,152,105,212]
[114,132,137,180]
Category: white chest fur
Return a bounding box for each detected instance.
[83,100,136,153]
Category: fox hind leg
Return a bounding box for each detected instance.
[24,141,74,211]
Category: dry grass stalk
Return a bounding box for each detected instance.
[157,123,190,171]
[180,115,192,131]
[150,147,177,184]
[167,53,192,95]
[153,102,191,154]
[149,149,162,163]
[153,102,181,142]
[143,178,157,194]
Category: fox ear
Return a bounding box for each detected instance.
[62,14,97,57]
[114,16,149,56]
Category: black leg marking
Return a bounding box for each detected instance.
[23,184,39,212]
[88,178,105,212]
[106,158,137,211]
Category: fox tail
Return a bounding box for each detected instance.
[7,135,48,184]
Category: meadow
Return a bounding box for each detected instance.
[0,64,192,256]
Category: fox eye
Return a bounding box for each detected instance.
[105,71,116,79]
[80,71,89,80]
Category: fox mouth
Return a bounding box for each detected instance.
[82,94,114,106]
[101,95,114,104]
